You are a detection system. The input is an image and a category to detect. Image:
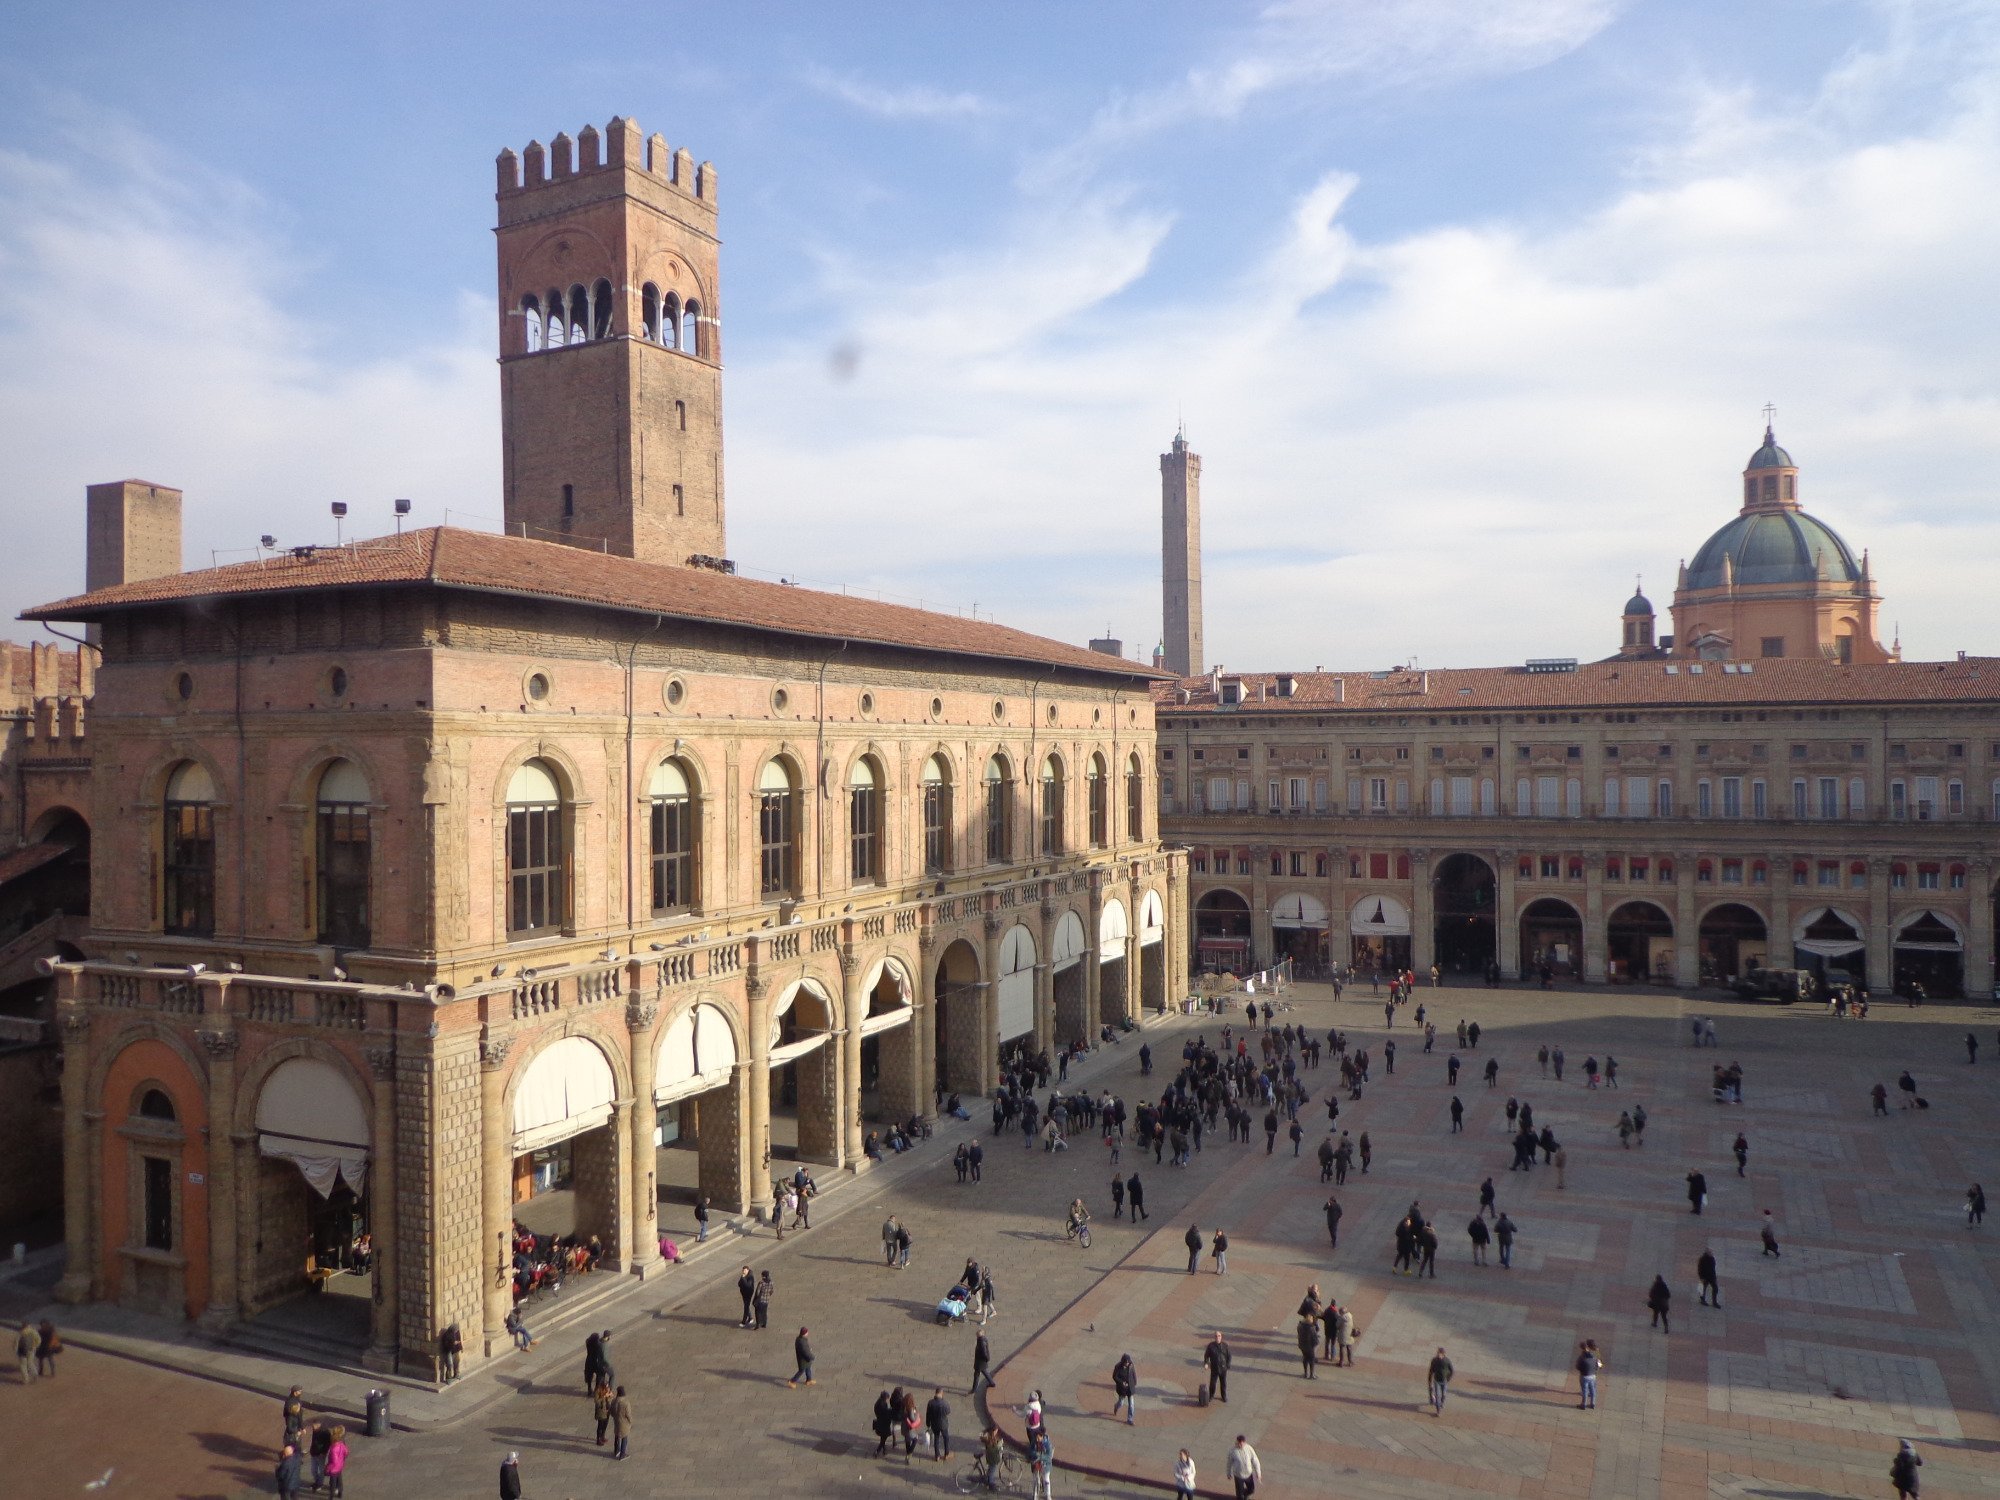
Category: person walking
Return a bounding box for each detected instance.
[1317,1134,1336,1182]
[753,1270,774,1329]
[1029,1428,1055,1500]
[1552,1045,1565,1080]
[1296,1315,1319,1379]
[323,1426,348,1499]
[872,1390,898,1458]
[1970,1184,1988,1227]
[1324,1194,1343,1249]
[925,1389,952,1460]
[882,1216,900,1267]
[307,1421,333,1490]
[1128,1172,1148,1221]
[1173,1449,1197,1500]
[609,1386,632,1460]
[1647,1274,1672,1334]
[593,1379,615,1446]
[1478,1176,1497,1219]
[1892,1438,1923,1497]
[1760,1211,1781,1257]
[1468,1213,1490,1265]
[33,1321,59,1379]
[978,1266,998,1324]
[1225,1435,1262,1500]
[790,1327,816,1387]
[896,1221,912,1268]
[971,1330,993,1395]
[1203,1331,1232,1403]
[1448,1053,1462,1086]
[1494,1212,1516,1268]
[1359,1132,1373,1174]
[498,1452,523,1500]
[737,1265,757,1327]
[439,1323,462,1382]
[901,1390,924,1462]
[1418,1218,1440,1278]
[1111,1174,1125,1217]
[1111,1352,1137,1423]
[1449,1094,1464,1132]
[1734,1133,1749,1177]
[1968,1032,1980,1065]
[1554,1144,1568,1189]
[1426,1348,1454,1416]
[15,1321,36,1384]
[1333,1303,1356,1366]
[1184,1223,1202,1274]
[1687,1170,1708,1215]
[1211,1228,1229,1275]
[1698,1247,1722,1306]
[1483,1058,1499,1088]
[275,1443,304,1500]
[1575,1340,1603,1410]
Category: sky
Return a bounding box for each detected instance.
[2,0,1998,670]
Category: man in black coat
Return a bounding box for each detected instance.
[970,1331,993,1395]
[1202,1331,1231,1402]
[1324,1195,1343,1249]
[1184,1224,1203,1274]
[275,1444,303,1500]
[499,1452,523,1500]
[1127,1172,1147,1221]
[1697,1248,1722,1307]
[924,1389,952,1460]
[1686,1171,1708,1215]
[737,1266,757,1326]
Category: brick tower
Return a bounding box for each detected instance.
[1160,427,1204,678]
[495,117,726,565]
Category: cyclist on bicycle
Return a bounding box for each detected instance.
[1065,1199,1091,1239]
[975,1424,1006,1489]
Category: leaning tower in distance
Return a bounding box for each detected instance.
[494,117,727,565]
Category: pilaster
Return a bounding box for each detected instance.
[1582,852,1608,983]
[627,999,662,1278]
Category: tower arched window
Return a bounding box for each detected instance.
[682,298,700,357]
[163,761,217,937]
[545,288,566,348]
[648,758,697,913]
[567,284,588,345]
[1126,753,1144,841]
[984,755,1013,865]
[921,755,952,874]
[757,759,797,899]
[1086,753,1108,849]
[641,283,660,343]
[521,293,544,353]
[662,293,681,349]
[505,759,566,936]
[315,759,371,949]
[591,278,613,339]
[849,757,882,886]
[1040,754,1066,857]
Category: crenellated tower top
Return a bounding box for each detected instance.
[496,116,717,207]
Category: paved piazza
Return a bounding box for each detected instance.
[4,981,1997,1499]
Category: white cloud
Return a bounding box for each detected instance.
[803,67,991,122]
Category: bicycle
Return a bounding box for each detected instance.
[956,1452,1024,1493]
[1064,1218,1092,1249]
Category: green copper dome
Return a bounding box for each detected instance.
[1685,510,1860,591]
[1623,590,1654,616]
[1746,425,1793,470]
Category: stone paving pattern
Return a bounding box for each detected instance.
[2,982,1996,1499]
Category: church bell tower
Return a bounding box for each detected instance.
[495,117,726,565]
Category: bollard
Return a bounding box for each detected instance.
[365,1388,390,1437]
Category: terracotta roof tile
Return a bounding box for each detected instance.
[1154,658,2000,712]
[23,527,1158,682]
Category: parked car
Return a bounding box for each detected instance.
[1728,967,1813,1003]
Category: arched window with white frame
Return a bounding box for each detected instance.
[1040,753,1066,857]
[506,759,566,935]
[520,293,543,353]
[757,759,797,899]
[921,755,952,874]
[649,758,698,914]
[849,756,882,886]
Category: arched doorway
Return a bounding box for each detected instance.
[857,958,917,1120]
[769,979,840,1165]
[1050,911,1088,1044]
[1518,897,1581,980]
[1137,890,1167,1013]
[510,1035,620,1263]
[1893,910,1963,999]
[1794,906,1866,989]
[1433,854,1497,974]
[1606,901,1674,984]
[1269,892,1330,970]
[1098,898,1131,1026]
[1195,889,1251,973]
[251,1056,373,1340]
[997,925,1037,1061]
[933,939,982,1094]
[1698,904,1768,985]
[653,1000,740,1217]
[1349,893,1412,974]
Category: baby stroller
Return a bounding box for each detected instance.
[935,1283,972,1325]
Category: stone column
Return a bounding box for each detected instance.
[1867,856,1893,993]
[915,926,938,1108]
[1768,865,1792,975]
[1166,858,1190,1011]
[1582,852,1608,983]
[1249,847,1271,969]
[195,1028,241,1331]
[627,999,662,1279]
[1967,859,1993,1000]
[1674,853,1700,988]
[1495,849,1520,978]
[1085,873,1104,1035]
[233,1131,258,1321]
[478,1035,513,1360]
[1326,846,1347,974]
[980,911,1003,1087]
[1410,848,1435,972]
[53,1005,96,1305]
[839,949,864,1161]
[363,1044,399,1364]
[1034,899,1056,1054]
[745,974,773,1220]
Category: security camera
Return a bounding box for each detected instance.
[331,966,349,982]
[186,962,207,977]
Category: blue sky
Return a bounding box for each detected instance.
[3,1,1998,667]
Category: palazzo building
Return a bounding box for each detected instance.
[23,118,1183,1375]
[1159,426,1998,999]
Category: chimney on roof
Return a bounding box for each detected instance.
[1334,677,1346,703]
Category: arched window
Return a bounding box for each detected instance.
[641,283,660,343]
[682,298,700,356]
[921,755,951,875]
[648,759,697,914]
[984,755,1013,864]
[849,757,882,885]
[757,759,797,899]
[521,293,543,353]
[566,284,588,344]
[661,292,681,349]
[1086,753,1108,848]
[675,399,687,431]
[315,759,371,949]
[1040,754,1066,857]
[138,1088,176,1121]
[506,759,565,935]
[163,761,217,937]
[591,278,613,339]
[1125,753,1144,842]
[545,287,566,348]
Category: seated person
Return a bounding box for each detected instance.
[864,1131,883,1161]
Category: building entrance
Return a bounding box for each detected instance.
[1432,854,1497,974]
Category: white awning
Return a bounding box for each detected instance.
[998,923,1036,1040]
[1099,898,1130,963]
[1350,894,1411,937]
[1792,906,1865,955]
[256,1057,370,1198]
[656,1002,737,1106]
[1139,889,1166,946]
[1051,910,1087,972]
[1271,892,1329,929]
[512,1036,617,1154]
[859,1008,912,1036]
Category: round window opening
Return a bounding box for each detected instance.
[773,687,790,713]
[1047,703,1059,724]
[1092,707,1101,724]
[174,671,194,701]
[328,667,349,700]
[930,696,944,718]
[526,672,551,702]
[859,691,875,715]
[992,700,1006,722]
[664,678,686,708]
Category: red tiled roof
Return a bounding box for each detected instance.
[23,528,1158,682]
[1154,658,2000,713]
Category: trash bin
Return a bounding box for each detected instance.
[365,1388,389,1438]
